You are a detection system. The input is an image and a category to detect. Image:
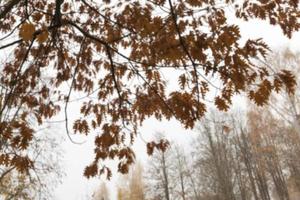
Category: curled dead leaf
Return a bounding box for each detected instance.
[37,30,49,44]
[19,23,36,42]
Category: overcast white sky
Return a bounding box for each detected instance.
[53,18,300,200]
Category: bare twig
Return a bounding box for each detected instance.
[64,40,86,145]
[0,0,21,19]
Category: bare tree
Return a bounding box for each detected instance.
[144,133,174,200]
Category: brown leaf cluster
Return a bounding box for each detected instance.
[0,0,298,178]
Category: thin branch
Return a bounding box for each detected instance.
[0,0,21,19]
[168,0,201,105]
[0,22,64,51]
[0,20,25,41]
[126,60,176,116]
[0,39,22,50]
[0,166,15,182]
[105,44,123,106]
[81,0,137,34]
[0,39,34,119]
[64,40,86,145]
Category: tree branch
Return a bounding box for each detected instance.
[168,0,201,105]
[64,40,86,145]
[0,167,15,182]
[0,39,22,50]
[0,0,21,19]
